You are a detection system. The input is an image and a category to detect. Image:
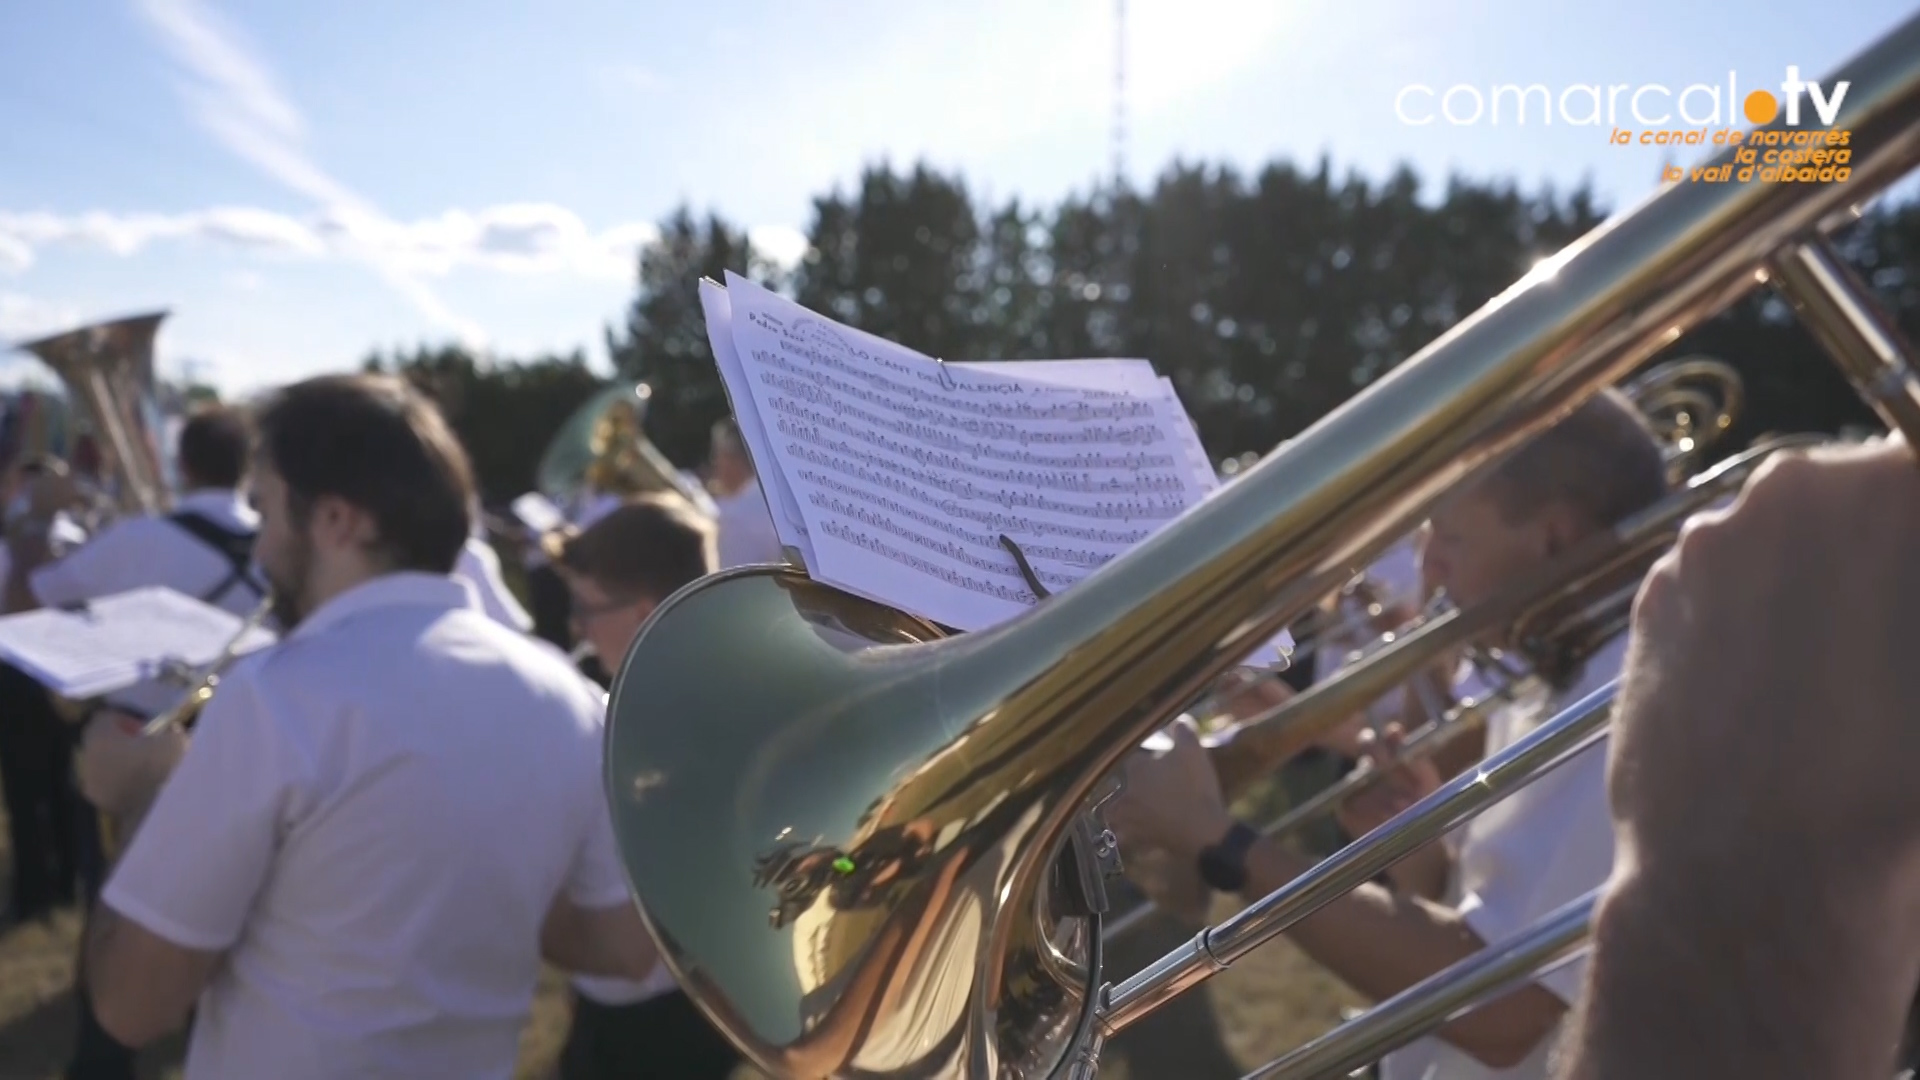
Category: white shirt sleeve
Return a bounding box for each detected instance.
[29,519,141,608]
[567,793,634,911]
[1453,743,1614,1004]
[101,665,300,951]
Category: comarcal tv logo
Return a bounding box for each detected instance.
[1396,66,1853,185]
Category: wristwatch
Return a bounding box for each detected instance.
[1197,820,1261,893]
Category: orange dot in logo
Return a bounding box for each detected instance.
[1744,90,1779,125]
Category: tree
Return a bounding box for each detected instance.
[794,164,989,362]
[604,207,784,467]
[364,345,606,502]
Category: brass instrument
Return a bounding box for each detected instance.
[1243,349,1743,695]
[536,382,715,520]
[89,595,275,862]
[11,311,173,526]
[7,311,235,864]
[602,16,1920,1079]
[1622,353,1744,481]
[1101,429,1824,941]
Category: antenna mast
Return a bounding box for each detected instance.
[1112,0,1127,189]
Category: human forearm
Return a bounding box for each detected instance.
[1242,840,1477,1000]
[541,897,660,981]
[1384,840,1451,900]
[1559,857,1920,1080]
[1240,838,1563,1066]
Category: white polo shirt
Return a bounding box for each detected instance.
[29,488,261,619]
[714,477,783,570]
[1378,631,1626,1080]
[454,534,533,633]
[30,489,266,715]
[101,572,631,1080]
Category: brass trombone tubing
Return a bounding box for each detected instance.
[1199,433,1807,804]
[1262,692,1501,842]
[1768,239,1920,438]
[1227,223,1920,1080]
[1099,679,1618,1033]
[1246,893,1597,1080]
[97,596,274,864]
[1099,696,1494,944]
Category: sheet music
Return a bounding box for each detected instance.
[716,274,1251,641]
[0,586,278,700]
[700,279,815,563]
[510,492,566,534]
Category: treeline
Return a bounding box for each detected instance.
[365,158,1919,502]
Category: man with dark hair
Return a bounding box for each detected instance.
[551,495,740,1080]
[32,405,264,620]
[77,374,659,1080]
[1107,388,1668,1080]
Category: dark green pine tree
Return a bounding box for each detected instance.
[604,207,784,467]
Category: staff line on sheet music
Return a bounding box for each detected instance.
[781,435,1188,523]
[816,519,1055,606]
[794,468,1155,546]
[771,399,1187,495]
[799,483,1113,571]
[747,346,1158,424]
[809,496,1091,587]
[761,372,1180,471]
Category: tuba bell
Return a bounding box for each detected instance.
[604,14,1920,1079]
[11,310,174,524]
[6,311,270,862]
[536,381,716,520]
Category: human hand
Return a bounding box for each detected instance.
[1105,719,1236,861]
[1333,723,1441,839]
[76,710,187,818]
[1609,434,1920,904]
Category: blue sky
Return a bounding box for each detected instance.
[1,0,1913,396]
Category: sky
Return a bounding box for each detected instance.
[0,0,1914,397]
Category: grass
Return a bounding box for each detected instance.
[0,771,1364,1080]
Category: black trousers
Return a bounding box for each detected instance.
[0,660,78,916]
[559,990,742,1080]
[66,804,139,1080]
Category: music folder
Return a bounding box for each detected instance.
[0,585,278,702]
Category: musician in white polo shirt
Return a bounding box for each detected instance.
[31,406,264,621]
[14,408,265,1080]
[706,417,782,569]
[550,495,742,1079]
[454,510,534,633]
[1106,389,1667,1080]
[78,374,658,1080]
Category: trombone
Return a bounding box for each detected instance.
[88,595,274,864]
[1103,427,1824,942]
[600,15,1920,1079]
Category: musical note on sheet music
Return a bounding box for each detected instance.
[702,272,1290,661]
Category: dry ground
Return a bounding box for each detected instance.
[0,775,1364,1080]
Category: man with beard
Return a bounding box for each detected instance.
[74,375,659,1080]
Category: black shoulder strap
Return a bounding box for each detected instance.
[167,510,265,606]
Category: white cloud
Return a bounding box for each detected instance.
[0,204,667,282]
[132,0,479,342]
[749,225,810,271]
[0,233,31,273]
